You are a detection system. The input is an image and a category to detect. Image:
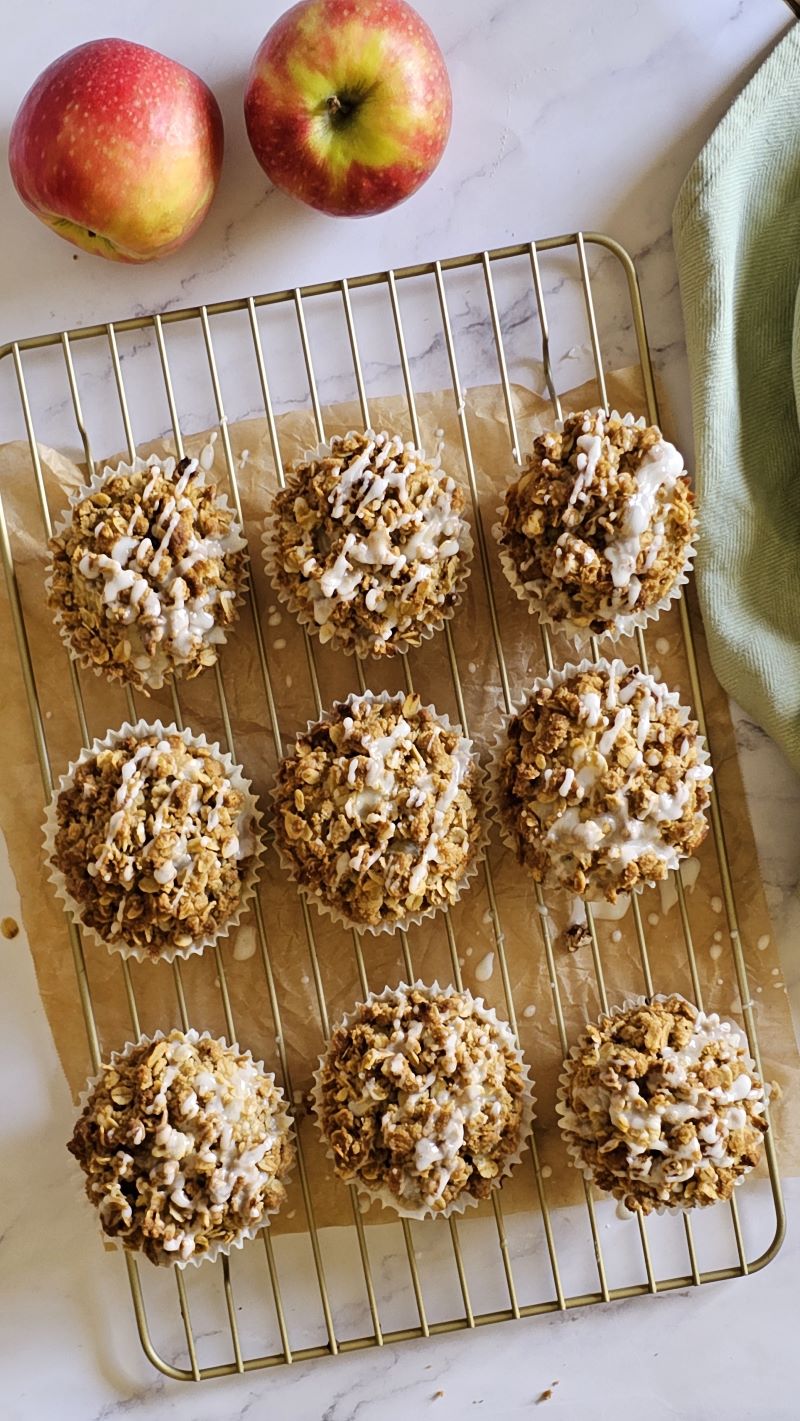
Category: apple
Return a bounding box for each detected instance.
[9,39,224,263]
[244,0,452,217]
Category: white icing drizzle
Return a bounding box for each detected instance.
[563,1004,767,1202]
[87,738,249,913]
[288,431,465,634]
[95,1035,284,1261]
[345,990,514,1208]
[336,701,474,901]
[603,440,685,597]
[534,664,711,886]
[75,452,246,671]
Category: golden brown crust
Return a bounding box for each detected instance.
[497,663,711,899]
[68,1032,294,1264]
[273,693,483,929]
[558,997,768,1212]
[51,731,255,957]
[315,987,528,1214]
[48,454,247,690]
[267,430,469,657]
[498,411,696,636]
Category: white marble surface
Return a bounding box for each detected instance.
[2,1,800,1416]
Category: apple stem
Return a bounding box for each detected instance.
[326,94,343,117]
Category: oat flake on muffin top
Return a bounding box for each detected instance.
[497,660,711,900]
[265,429,471,657]
[49,728,257,958]
[68,1031,294,1264]
[557,995,769,1213]
[273,693,483,930]
[47,449,247,690]
[497,410,696,640]
[313,985,531,1217]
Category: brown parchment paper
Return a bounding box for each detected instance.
[1,372,798,1237]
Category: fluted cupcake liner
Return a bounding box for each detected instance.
[487,658,712,902]
[43,719,264,964]
[271,690,488,937]
[46,446,248,692]
[555,993,769,1216]
[310,981,536,1221]
[72,1029,294,1267]
[261,433,474,659]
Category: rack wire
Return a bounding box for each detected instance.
[0,231,785,1382]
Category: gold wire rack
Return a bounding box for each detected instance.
[0,231,785,1382]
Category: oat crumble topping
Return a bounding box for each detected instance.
[50,730,256,957]
[314,986,529,1215]
[47,450,248,690]
[68,1032,294,1264]
[497,411,696,638]
[273,693,483,930]
[558,996,768,1212]
[497,661,711,899]
[266,430,470,657]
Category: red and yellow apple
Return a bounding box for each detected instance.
[244,0,452,217]
[8,39,224,262]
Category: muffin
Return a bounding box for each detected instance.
[45,722,260,960]
[496,410,696,642]
[495,659,711,900]
[312,984,533,1218]
[68,1030,294,1264]
[264,429,472,656]
[272,692,484,931]
[557,996,769,1213]
[47,450,248,690]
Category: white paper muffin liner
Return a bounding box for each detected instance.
[261,433,474,660]
[492,411,697,648]
[487,658,712,902]
[554,993,769,1216]
[43,719,264,964]
[46,445,248,692]
[311,981,536,1221]
[271,690,488,937]
[72,1029,295,1267]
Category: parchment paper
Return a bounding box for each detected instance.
[1,371,798,1235]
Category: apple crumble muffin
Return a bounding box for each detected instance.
[264,429,471,656]
[496,410,696,641]
[47,725,259,959]
[69,1031,294,1264]
[557,996,769,1212]
[47,450,248,690]
[313,985,532,1217]
[272,692,483,931]
[496,660,711,900]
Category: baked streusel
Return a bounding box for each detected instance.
[313,985,531,1216]
[497,410,696,640]
[557,996,768,1212]
[497,660,711,900]
[273,693,483,930]
[47,450,247,690]
[68,1031,294,1264]
[49,728,257,958]
[265,429,471,657]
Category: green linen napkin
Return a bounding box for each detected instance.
[673,24,800,771]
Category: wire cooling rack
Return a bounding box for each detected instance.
[0,232,785,1381]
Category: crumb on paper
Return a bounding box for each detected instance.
[562,923,591,953]
[433,1391,445,1401]
[1,916,19,940]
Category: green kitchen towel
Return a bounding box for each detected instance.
[673,23,800,771]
